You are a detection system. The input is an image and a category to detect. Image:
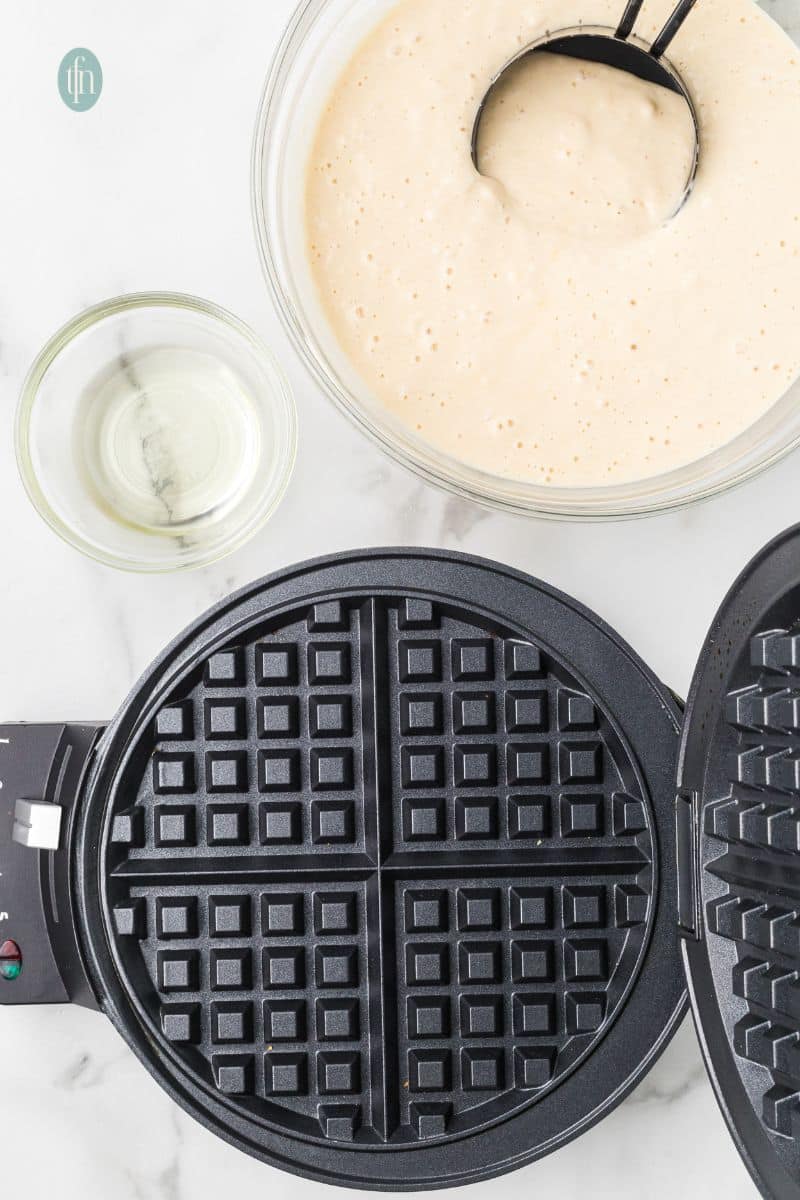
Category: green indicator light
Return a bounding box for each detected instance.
[0,939,22,981]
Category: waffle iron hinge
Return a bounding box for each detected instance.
[0,722,105,1008]
[676,790,702,940]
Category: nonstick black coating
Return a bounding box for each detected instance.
[680,526,800,1200]
[74,550,686,1189]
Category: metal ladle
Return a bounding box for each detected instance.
[472,0,701,208]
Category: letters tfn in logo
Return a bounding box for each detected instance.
[58,47,103,112]
[67,55,96,104]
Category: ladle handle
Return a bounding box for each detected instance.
[616,0,699,57]
[650,0,699,58]
[616,0,646,40]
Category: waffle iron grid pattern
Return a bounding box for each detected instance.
[705,627,800,1143]
[104,594,655,1146]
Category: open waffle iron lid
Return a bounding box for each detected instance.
[677,525,800,1200]
[2,536,800,1195]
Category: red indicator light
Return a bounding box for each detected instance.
[0,939,22,981]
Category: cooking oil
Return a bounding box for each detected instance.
[77,345,261,534]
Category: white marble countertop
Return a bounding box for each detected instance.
[2,2,796,1196]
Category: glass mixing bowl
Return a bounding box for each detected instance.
[252,0,800,519]
[16,293,297,571]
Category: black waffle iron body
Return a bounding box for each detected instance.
[2,539,800,1196]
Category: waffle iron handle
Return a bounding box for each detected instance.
[0,723,105,1009]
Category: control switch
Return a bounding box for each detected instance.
[12,799,63,851]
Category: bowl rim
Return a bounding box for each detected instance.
[14,290,298,572]
[250,0,800,521]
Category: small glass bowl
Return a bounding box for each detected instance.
[252,0,800,520]
[15,293,297,572]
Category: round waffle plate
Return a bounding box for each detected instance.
[76,550,686,1189]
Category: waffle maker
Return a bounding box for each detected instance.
[2,536,800,1197]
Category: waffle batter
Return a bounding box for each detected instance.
[305,0,800,486]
